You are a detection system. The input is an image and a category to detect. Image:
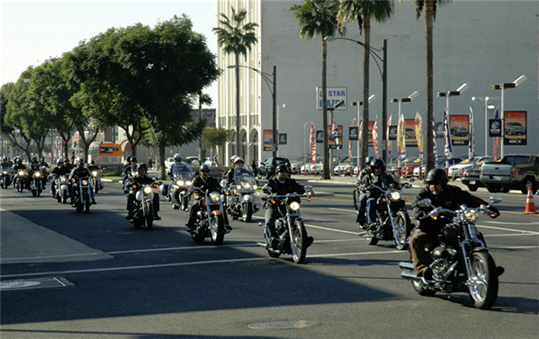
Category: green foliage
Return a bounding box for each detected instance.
[201,127,232,150]
[213,7,258,60]
[289,0,342,40]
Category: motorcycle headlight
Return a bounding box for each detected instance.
[35,172,41,178]
[253,184,258,190]
[186,180,192,186]
[176,180,184,186]
[92,171,98,177]
[209,192,221,203]
[18,171,25,176]
[143,186,152,194]
[60,176,67,183]
[289,201,301,211]
[236,184,241,190]
[2,171,7,175]
[81,180,89,186]
[242,183,252,190]
[390,191,401,201]
[464,209,479,222]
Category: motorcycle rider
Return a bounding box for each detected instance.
[410,168,501,280]
[263,164,314,250]
[185,164,231,233]
[125,163,161,220]
[12,157,26,187]
[26,157,45,190]
[87,160,103,189]
[225,157,251,185]
[50,158,70,197]
[68,157,96,205]
[214,154,237,173]
[355,155,375,226]
[358,158,399,229]
[167,153,192,181]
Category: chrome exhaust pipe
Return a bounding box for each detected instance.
[399,262,415,271]
[401,271,421,281]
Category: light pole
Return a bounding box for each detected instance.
[326,37,388,164]
[390,90,419,170]
[471,96,497,156]
[491,75,527,158]
[228,65,277,158]
[351,94,376,168]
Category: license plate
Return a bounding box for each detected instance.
[469,181,476,185]
[493,176,502,180]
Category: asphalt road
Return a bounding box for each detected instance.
[1,176,538,339]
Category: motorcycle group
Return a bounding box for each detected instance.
[2,151,505,309]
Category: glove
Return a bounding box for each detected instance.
[487,205,500,218]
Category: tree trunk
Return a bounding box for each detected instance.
[235,54,241,158]
[425,0,435,174]
[361,18,371,168]
[158,143,166,179]
[322,36,330,180]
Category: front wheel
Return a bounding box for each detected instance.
[468,251,498,309]
[62,190,67,204]
[210,214,225,245]
[242,202,253,222]
[146,204,153,230]
[468,185,478,192]
[393,211,410,250]
[290,220,307,263]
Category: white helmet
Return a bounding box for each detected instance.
[174,153,182,163]
[234,157,244,164]
[230,155,238,164]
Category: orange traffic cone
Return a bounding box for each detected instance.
[523,186,538,214]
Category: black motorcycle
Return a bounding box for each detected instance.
[399,195,502,310]
[357,181,413,250]
[1,166,12,189]
[71,174,92,213]
[13,169,27,192]
[189,187,227,245]
[54,174,69,204]
[130,182,161,229]
[29,167,46,197]
[258,185,314,264]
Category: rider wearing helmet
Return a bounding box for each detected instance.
[185,164,230,233]
[26,157,43,189]
[50,158,70,197]
[125,163,160,220]
[263,164,314,250]
[87,160,103,190]
[410,168,500,279]
[214,154,237,173]
[167,153,192,181]
[357,159,399,229]
[68,157,96,205]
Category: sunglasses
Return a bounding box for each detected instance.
[428,181,441,185]
[201,170,210,173]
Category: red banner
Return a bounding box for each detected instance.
[309,122,316,163]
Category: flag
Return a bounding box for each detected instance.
[332,119,340,149]
[359,119,363,147]
[433,118,438,165]
[309,122,316,163]
[373,116,379,159]
[469,107,475,160]
[415,112,424,160]
[493,108,500,161]
[349,118,355,160]
[387,114,392,154]
[397,113,406,161]
[443,108,453,161]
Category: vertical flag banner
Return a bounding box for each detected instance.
[469,107,475,160]
[331,119,340,149]
[349,119,355,160]
[309,122,316,163]
[397,113,406,161]
[443,109,454,161]
[432,118,438,164]
[359,119,363,147]
[493,108,500,161]
[373,116,379,159]
[415,112,424,159]
[387,114,392,155]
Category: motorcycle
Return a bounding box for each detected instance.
[189,186,227,245]
[13,170,27,193]
[91,169,102,194]
[29,167,46,197]
[54,175,69,204]
[224,171,261,222]
[358,181,413,250]
[399,196,502,310]
[71,174,92,213]
[164,168,193,211]
[122,164,138,193]
[257,185,314,264]
[1,166,13,189]
[130,182,161,229]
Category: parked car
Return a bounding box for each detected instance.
[402,158,422,178]
[413,158,463,177]
[462,162,488,191]
[333,156,358,176]
[505,122,526,136]
[257,157,291,179]
[480,154,539,194]
[448,156,492,178]
[165,157,175,170]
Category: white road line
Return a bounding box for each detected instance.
[0,252,104,263]
[476,224,539,235]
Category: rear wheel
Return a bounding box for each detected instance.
[242,202,253,222]
[486,185,502,193]
[210,214,225,245]
[468,185,478,192]
[521,178,537,195]
[290,220,307,263]
[394,211,410,250]
[468,251,498,309]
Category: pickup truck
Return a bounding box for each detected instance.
[480,155,539,194]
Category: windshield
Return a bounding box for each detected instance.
[171,164,193,178]
[233,170,255,185]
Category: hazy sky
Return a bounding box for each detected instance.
[1,0,218,100]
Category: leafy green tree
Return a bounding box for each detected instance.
[290,0,342,179]
[213,7,258,157]
[0,83,16,144]
[201,127,232,158]
[338,0,393,167]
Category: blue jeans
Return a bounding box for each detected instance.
[356,192,367,225]
[265,208,280,238]
[366,197,378,224]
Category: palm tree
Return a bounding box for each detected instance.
[338,0,393,168]
[213,7,258,158]
[290,0,342,180]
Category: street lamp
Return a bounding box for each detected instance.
[325,37,388,164]
[351,94,376,168]
[471,96,497,156]
[228,65,277,158]
[491,75,527,158]
[390,90,419,169]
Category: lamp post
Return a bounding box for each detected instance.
[471,96,497,156]
[326,37,387,164]
[491,75,527,158]
[390,91,419,170]
[228,65,277,158]
[351,94,376,168]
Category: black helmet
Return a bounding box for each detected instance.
[275,164,288,175]
[366,155,375,164]
[426,168,448,184]
[138,163,148,172]
[370,158,385,170]
[200,164,211,172]
[31,157,38,163]
[130,157,137,164]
